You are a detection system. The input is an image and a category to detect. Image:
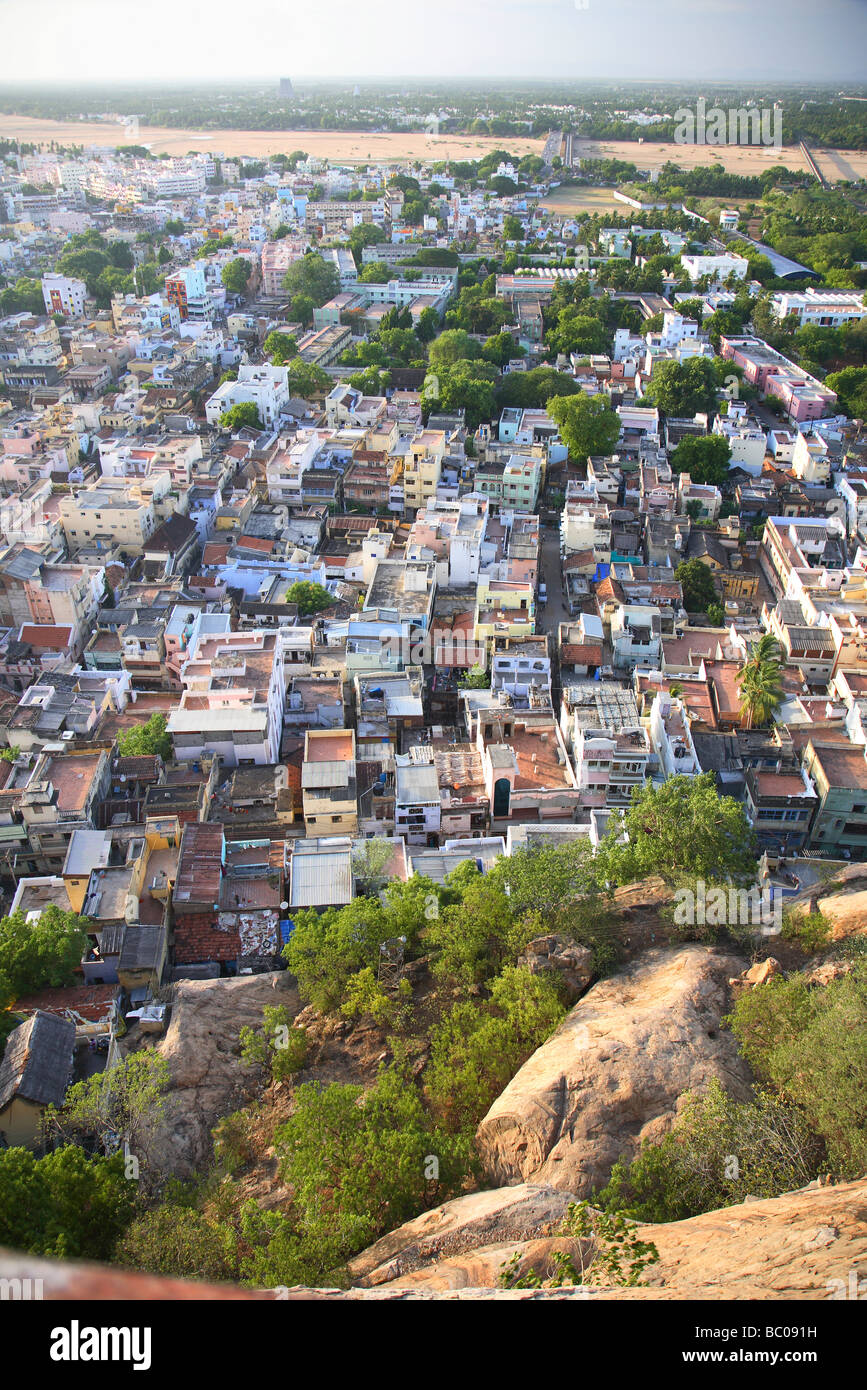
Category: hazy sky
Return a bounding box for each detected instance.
[3,0,867,84]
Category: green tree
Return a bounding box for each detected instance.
[675,557,718,612]
[351,838,396,895]
[46,1051,170,1189]
[221,401,263,431]
[0,278,45,317]
[284,358,331,397]
[547,312,609,358]
[502,214,523,241]
[826,366,867,420]
[115,1204,238,1283]
[0,906,92,1009]
[116,712,172,760]
[283,252,339,308]
[347,222,388,267]
[595,1080,822,1223]
[290,293,315,328]
[357,260,391,284]
[285,580,333,615]
[599,774,757,887]
[268,1067,470,1275]
[239,1005,307,1081]
[0,1146,136,1261]
[263,330,298,365]
[424,967,566,1132]
[221,257,253,295]
[727,962,867,1178]
[644,357,722,418]
[416,306,440,343]
[548,393,620,460]
[457,664,490,690]
[428,329,482,370]
[496,367,580,411]
[670,434,732,487]
[736,634,785,730]
[481,331,524,369]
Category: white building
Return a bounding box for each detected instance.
[611,604,662,671]
[771,288,866,328]
[167,619,286,768]
[394,757,441,846]
[42,273,87,318]
[205,363,290,428]
[649,691,701,779]
[713,411,768,475]
[680,253,749,284]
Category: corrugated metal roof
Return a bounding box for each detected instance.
[289,850,352,907]
[395,763,440,803]
[301,760,352,789]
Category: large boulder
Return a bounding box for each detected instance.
[144,972,300,1177]
[348,1177,867,1299]
[476,945,751,1197]
[347,1183,578,1288]
[517,935,594,1003]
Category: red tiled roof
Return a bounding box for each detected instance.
[19,624,73,650]
[202,543,231,565]
[561,643,604,664]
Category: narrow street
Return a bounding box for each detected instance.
[537,524,569,636]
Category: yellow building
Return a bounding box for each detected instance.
[474,577,536,641]
[402,429,445,512]
[301,728,358,835]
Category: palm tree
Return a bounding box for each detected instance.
[737,634,785,730]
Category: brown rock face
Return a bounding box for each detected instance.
[347,1178,867,1299]
[517,934,594,1002]
[347,1183,578,1287]
[145,971,300,1177]
[475,945,751,1197]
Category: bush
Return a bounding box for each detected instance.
[239,1006,307,1081]
[594,1080,823,1222]
[267,1066,472,1277]
[726,962,867,1178]
[0,1146,137,1261]
[115,1205,239,1283]
[780,908,832,954]
[424,967,566,1133]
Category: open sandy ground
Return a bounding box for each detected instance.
[540,185,625,214]
[0,115,544,164]
[571,137,867,182]
[2,115,864,181]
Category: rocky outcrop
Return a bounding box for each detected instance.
[5,1177,865,1300]
[144,972,300,1177]
[517,935,594,1002]
[729,957,783,996]
[345,1177,867,1299]
[476,945,751,1197]
[347,1183,578,1287]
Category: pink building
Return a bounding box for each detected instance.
[720,336,836,422]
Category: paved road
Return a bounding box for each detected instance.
[536,526,570,637]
